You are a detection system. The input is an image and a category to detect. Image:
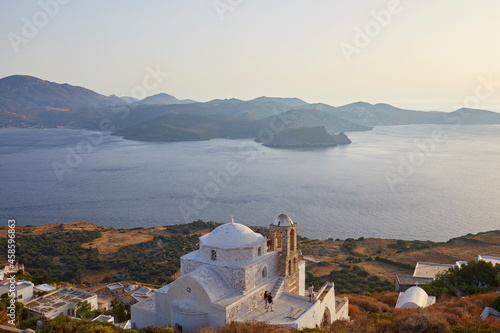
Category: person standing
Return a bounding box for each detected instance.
[267,292,274,312]
[264,291,268,309]
[308,284,314,302]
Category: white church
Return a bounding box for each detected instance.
[132,213,349,332]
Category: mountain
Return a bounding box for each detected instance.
[113,108,370,143]
[431,108,500,125]
[1,75,499,137]
[138,93,197,105]
[114,113,234,141]
[0,75,116,110]
[118,96,139,104]
[251,96,309,107]
[222,108,372,139]
[298,102,444,126]
[263,126,351,148]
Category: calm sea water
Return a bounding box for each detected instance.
[0,125,499,241]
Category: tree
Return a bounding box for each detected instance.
[424,261,500,295]
[493,295,500,312]
[76,301,94,320]
[115,303,127,323]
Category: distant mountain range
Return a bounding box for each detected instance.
[1,75,500,144]
[138,93,198,105]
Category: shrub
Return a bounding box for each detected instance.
[392,310,450,332]
[425,261,500,295]
[493,295,500,312]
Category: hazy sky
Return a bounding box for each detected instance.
[1,0,499,111]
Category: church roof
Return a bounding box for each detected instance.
[273,213,294,226]
[200,222,265,249]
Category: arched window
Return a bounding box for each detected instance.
[293,257,297,272]
[262,266,268,278]
[211,250,217,261]
[274,230,282,249]
[290,229,295,251]
[289,259,292,275]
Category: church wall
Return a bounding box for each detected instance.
[181,252,278,293]
[198,242,267,263]
[164,275,214,327]
[131,304,157,329]
[154,290,169,327]
[278,293,323,330]
[225,281,276,323]
[299,261,306,296]
[334,298,349,321]
[181,258,198,276]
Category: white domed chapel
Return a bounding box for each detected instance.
[131,214,349,332]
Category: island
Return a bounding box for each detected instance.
[262,126,352,148]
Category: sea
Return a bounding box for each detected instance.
[0,125,499,241]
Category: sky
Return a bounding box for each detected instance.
[1,0,499,112]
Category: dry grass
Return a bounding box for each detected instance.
[192,322,293,333]
[327,291,500,333]
[348,295,391,313]
[0,221,108,237]
[298,230,500,287]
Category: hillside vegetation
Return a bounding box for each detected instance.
[1,222,498,291]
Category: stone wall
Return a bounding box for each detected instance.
[269,223,299,294]
[225,281,276,323]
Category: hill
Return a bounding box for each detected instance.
[2,223,498,333]
[114,113,234,141]
[1,74,500,142]
[263,126,351,148]
[250,96,309,107]
[0,222,498,290]
[138,93,197,105]
[222,108,372,140]
[0,75,116,110]
[432,108,500,125]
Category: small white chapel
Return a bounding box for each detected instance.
[131,213,349,332]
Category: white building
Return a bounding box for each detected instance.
[413,262,455,279]
[0,280,34,303]
[478,255,500,266]
[34,284,56,294]
[395,286,436,309]
[132,214,349,332]
[132,287,155,303]
[25,287,98,319]
[93,314,115,323]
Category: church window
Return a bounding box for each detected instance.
[258,247,262,256]
[290,229,295,251]
[262,266,268,278]
[289,259,292,275]
[274,230,282,249]
[293,257,296,272]
[211,250,217,261]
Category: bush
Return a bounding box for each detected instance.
[392,310,450,332]
[19,316,38,329]
[493,295,500,312]
[424,261,500,295]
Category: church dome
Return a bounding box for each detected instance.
[273,213,294,226]
[200,222,265,249]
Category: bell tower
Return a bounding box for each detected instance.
[269,212,299,294]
